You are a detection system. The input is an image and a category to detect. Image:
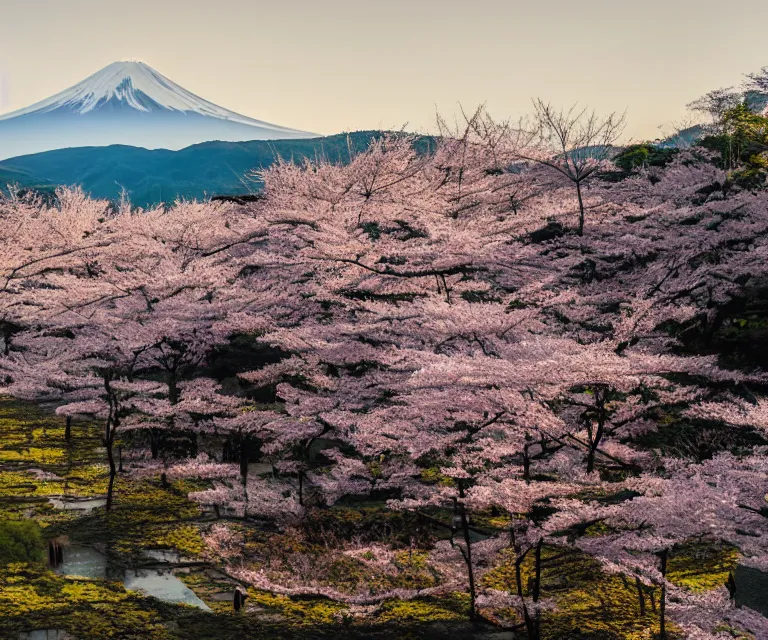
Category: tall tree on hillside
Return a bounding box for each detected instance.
[518,100,625,235]
[686,87,743,130]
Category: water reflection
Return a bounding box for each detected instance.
[48,497,107,512]
[53,545,210,610]
[54,545,107,580]
[124,569,211,610]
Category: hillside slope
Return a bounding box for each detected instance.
[0,132,435,207]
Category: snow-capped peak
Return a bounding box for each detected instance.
[0,61,300,133]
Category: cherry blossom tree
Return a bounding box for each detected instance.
[1,109,768,637]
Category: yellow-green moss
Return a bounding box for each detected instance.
[375,593,468,623]
[248,589,348,625]
[668,542,740,592]
[0,446,66,464]
[0,470,64,497]
[129,523,206,557]
[0,564,176,639]
[419,467,455,486]
[64,465,110,495]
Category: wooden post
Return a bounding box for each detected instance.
[234,587,248,612]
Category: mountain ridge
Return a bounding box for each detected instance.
[0,132,436,207]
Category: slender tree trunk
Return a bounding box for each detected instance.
[3,327,13,356]
[460,503,477,621]
[585,417,600,473]
[167,372,179,405]
[298,470,304,506]
[510,525,542,640]
[239,433,249,484]
[150,429,159,459]
[454,484,477,621]
[104,421,117,511]
[586,387,607,474]
[635,577,646,617]
[65,416,72,441]
[532,538,543,640]
[659,549,668,639]
[440,274,451,304]
[576,180,585,236]
[514,554,535,639]
[523,442,532,483]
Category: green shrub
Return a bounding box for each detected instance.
[612,144,678,173]
[0,520,44,565]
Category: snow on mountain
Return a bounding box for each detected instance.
[0,61,318,160]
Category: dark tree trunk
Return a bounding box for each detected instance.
[523,442,532,483]
[586,446,596,474]
[103,373,120,512]
[150,429,159,459]
[510,525,542,640]
[576,180,585,236]
[515,555,535,640]
[239,433,249,483]
[188,431,198,458]
[658,549,668,639]
[168,373,179,405]
[586,386,607,474]
[105,434,117,511]
[3,328,12,356]
[635,577,646,617]
[460,503,477,621]
[65,416,72,441]
[531,538,543,640]
[453,483,477,622]
[298,470,304,506]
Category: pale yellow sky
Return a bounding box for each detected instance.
[1,0,767,141]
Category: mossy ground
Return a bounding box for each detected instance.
[0,397,743,639]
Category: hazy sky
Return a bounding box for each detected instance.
[2,0,768,140]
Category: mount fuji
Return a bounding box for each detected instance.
[0,61,319,160]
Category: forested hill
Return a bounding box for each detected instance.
[0,131,436,208]
[0,163,57,194]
